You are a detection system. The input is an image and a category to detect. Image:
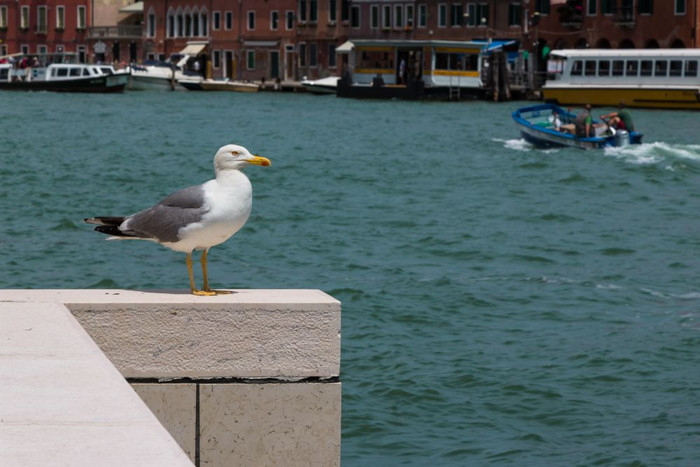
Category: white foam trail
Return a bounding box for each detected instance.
[604,141,700,166]
[499,138,532,152]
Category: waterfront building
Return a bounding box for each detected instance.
[1,0,699,86]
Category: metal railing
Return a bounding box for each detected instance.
[88,25,143,39]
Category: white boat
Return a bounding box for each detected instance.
[198,79,259,92]
[543,48,700,110]
[128,61,202,91]
[0,56,128,93]
[301,76,339,94]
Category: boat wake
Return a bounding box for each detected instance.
[604,141,700,168]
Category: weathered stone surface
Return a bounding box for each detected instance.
[199,383,341,466]
[0,289,341,379]
[132,383,197,463]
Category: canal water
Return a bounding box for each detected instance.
[2,91,699,465]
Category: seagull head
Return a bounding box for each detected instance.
[214,144,271,173]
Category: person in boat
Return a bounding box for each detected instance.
[575,104,593,138]
[550,110,562,131]
[601,102,635,132]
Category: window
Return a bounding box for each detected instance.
[654,60,667,77]
[383,5,391,28]
[271,11,279,30]
[56,6,65,29]
[192,9,200,36]
[626,60,638,76]
[213,50,220,68]
[299,43,306,67]
[418,4,427,27]
[225,11,233,30]
[213,11,220,30]
[406,5,414,28]
[675,0,686,14]
[571,60,583,76]
[450,4,463,27]
[299,0,307,22]
[670,60,682,77]
[434,52,479,71]
[200,10,208,35]
[598,60,610,76]
[587,0,596,15]
[508,3,522,26]
[246,50,255,70]
[535,0,550,15]
[247,11,255,30]
[351,5,360,27]
[309,43,317,67]
[370,5,379,29]
[466,3,476,26]
[37,6,47,33]
[0,6,7,28]
[147,11,156,37]
[612,60,624,76]
[21,6,29,29]
[601,0,615,14]
[685,60,697,77]
[584,60,596,76]
[640,60,653,76]
[476,4,490,26]
[341,0,349,22]
[310,0,318,22]
[438,4,447,27]
[395,5,403,28]
[77,5,86,29]
[639,0,653,14]
[329,44,336,67]
[329,0,337,22]
[286,11,294,29]
[70,67,81,77]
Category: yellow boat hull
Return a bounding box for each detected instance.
[542,87,700,110]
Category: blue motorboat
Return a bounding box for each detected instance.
[512,103,643,149]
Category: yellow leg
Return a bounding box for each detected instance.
[187,252,215,296]
[200,249,231,295]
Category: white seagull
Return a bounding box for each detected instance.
[85,144,271,296]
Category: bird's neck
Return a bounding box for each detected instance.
[215,169,247,182]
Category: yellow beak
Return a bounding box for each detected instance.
[248,155,271,167]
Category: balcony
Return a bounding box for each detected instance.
[89,25,143,39]
[613,6,635,27]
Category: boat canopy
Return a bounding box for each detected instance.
[336,41,354,54]
[178,42,208,57]
[474,40,518,53]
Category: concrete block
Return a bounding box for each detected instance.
[132,383,197,463]
[0,289,339,380]
[199,383,341,466]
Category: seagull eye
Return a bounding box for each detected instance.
[231,151,239,156]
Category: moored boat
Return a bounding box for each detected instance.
[301,76,339,94]
[0,55,128,93]
[198,79,259,92]
[512,103,643,150]
[542,49,700,110]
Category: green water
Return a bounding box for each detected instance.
[2,91,700,465]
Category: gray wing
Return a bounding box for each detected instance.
[122,185,208,243]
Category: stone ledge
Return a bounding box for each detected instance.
[0,289,341,380]
[0,302,192,466]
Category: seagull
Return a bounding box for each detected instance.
[85,144,271,296]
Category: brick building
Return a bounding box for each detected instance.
[2,1,699,83]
